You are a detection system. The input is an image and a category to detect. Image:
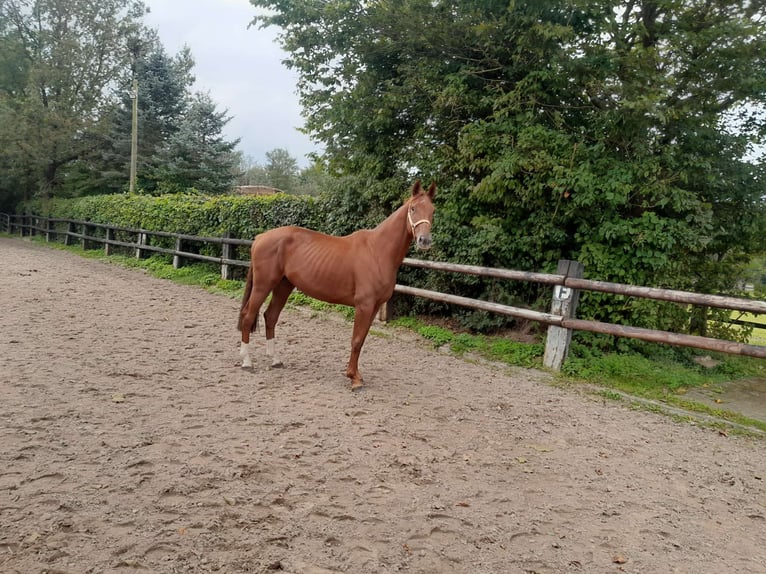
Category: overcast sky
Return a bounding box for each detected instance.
[143,0,319,167]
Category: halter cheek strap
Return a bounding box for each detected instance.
[407,208,431,237]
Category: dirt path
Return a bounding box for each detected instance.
[1,237,765,574]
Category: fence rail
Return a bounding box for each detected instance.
[3,213,765,365]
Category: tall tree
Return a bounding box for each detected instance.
[96,42,196,194]
[264,147,298,192]
[150,91,240,194]
[252,0,766,331]
[0,0,148,204]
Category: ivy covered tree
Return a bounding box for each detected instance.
[251,0,766,332]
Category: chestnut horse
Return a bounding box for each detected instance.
[238,180,436,389]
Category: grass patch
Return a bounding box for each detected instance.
[563,349,766,432]
[737,312,766,346]
[287,290,354,321]
[389,316,545,368]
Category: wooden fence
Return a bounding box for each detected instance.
[3,213,766,367]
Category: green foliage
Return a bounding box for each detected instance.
[390,316,545,368]
[148,92,240,195]
[742,256,766,298]
[237,150,329,196]
[253,0,766,335]
[564,346,765,396]
[0,0,148,204]
[264,148,299,192]
[314,174,411,236]
[23,191,319,240]
[82,43,197,197]
[0,4,241,205]
[416,325,453,348]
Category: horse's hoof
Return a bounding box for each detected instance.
[351,380,364,391]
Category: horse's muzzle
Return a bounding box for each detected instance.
[416,234,433,250]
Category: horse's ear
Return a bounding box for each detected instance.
[411,179,422,196]
[427,181,436,199]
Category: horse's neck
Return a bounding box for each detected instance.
[370,203,411,264]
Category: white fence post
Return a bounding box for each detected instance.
[135,232,149,259]
[543,260,584,371]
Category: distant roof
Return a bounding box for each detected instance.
[235,185,283,196]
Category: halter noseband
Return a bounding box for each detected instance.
[407,206,431,237]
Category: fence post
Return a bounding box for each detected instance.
[543,260,584,371]
[81,223,90,250]
[136,232,149,259]
[221,231,233,280]
[104,227,114,256]
[377,299,394,323]
[64,222,74,246]
[173,237,184,268]
[45,218,54,242]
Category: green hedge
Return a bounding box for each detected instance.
[22,192,320,239]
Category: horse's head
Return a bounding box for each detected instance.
[408,180,436,250]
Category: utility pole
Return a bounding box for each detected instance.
[129,78,138,193]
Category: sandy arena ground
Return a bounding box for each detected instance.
[1,237,765,574]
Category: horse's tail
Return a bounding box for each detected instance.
[237,264,259,333]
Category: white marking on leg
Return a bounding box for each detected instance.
[266,338,283,367]
[240,341,252,368]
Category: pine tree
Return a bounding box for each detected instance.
[151,92,240,194]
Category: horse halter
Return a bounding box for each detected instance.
[407,204,432,238]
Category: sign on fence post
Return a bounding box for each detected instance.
[543,260,584,371]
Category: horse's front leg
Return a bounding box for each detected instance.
[346,304,376,390]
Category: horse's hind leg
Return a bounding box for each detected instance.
[239,269,275,368]
[240,285,270,368]
[263,277,294,367]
